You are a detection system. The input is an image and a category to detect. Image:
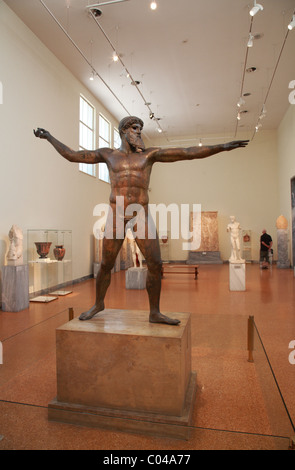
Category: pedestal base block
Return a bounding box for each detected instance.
[48,309,196,439]
[277,229,290,268]
[1,265,29,311]
[125,267,147,289]
[48,371,196,440]
[229,262,246,291]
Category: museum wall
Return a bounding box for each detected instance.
[149,130,280,262]
[0,2,116,284]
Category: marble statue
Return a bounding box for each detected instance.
[127,228,143,268]
[34,117,248,325]
[227,216,244,263]
[7,224,24,266]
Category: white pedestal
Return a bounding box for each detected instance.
[229,262,246,291]
[125,267,147,289]
[2,265,29,311]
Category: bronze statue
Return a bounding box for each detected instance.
[34,117,248,325]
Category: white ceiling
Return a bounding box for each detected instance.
[4,0,295,145]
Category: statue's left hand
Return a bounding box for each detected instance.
[33,128,50,139]
[225,140,249,151]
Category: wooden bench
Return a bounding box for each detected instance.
[161,264,199,279]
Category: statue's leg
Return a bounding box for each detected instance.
[135,231,180,326]
[79,237,124,321]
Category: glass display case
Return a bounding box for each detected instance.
[28,229,72,302]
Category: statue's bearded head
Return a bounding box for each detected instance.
[119,116,145,152]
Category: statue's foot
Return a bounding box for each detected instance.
[79,302,104,321]
[149,312,180,326]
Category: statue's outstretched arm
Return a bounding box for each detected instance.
[33,128,105,163]
[151,140,249,163]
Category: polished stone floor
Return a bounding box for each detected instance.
[0,264,294,450]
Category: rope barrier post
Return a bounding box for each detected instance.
[247,315,254,363]
[69,307,74,321]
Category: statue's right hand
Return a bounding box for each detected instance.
[33,128,50,139]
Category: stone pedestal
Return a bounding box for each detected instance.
[48,309,196,439]
[229,262,246,291]
[1,265,29,312]
[277,229,290,268]
[125,267,147,289]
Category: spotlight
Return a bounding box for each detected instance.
[90,71,94,81]
[91,8,102,17]
[149,112,155,119]
[198,139,203,147]
[237,97,245,108]
[246,66,257,73]
[247,34,254,47]
[259,105,267,120]
[150,2,157,10]
[250,0,263,17]
[113,51,119,62]
[288,15,295,30]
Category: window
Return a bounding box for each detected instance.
[79,96,96,176]
[98,114,110,183]
[114,128,121,149]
